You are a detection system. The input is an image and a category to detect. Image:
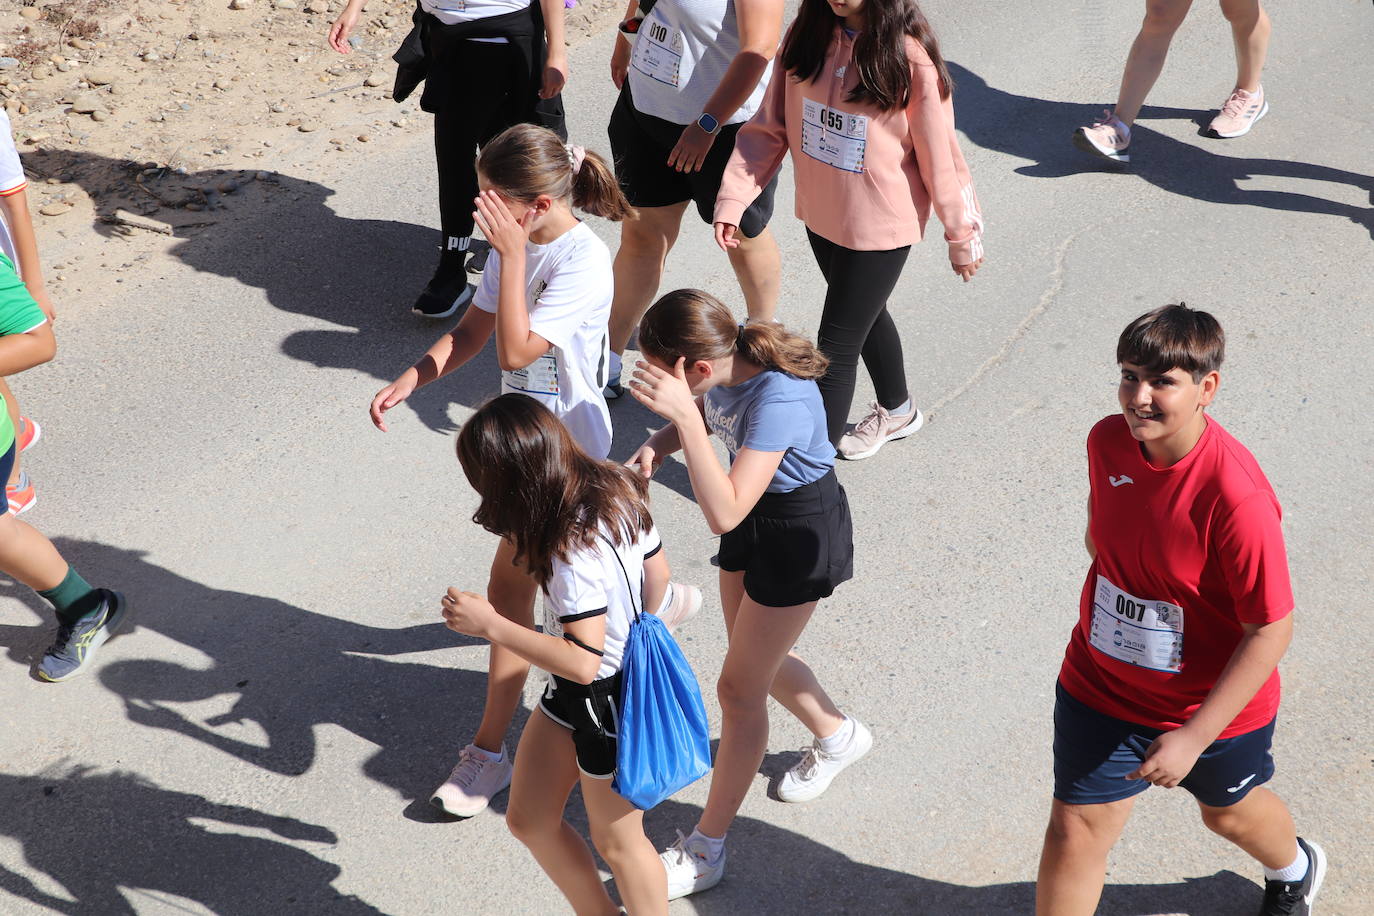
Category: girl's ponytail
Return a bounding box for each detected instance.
[571,149,636,222]
[639,289,829,380]
[477,124,635,221]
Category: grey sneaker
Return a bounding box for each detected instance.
[37,590,130,682]
[838,404,924,460]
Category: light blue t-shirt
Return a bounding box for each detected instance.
[703,369,835,493]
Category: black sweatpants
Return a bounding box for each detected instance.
[806,229,912,445]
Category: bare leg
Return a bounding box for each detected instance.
[1113,0,1196,126]
[1219,0,1270,92]
[725,227,781,323]
[0,513,69,591]
[696,584,821,839]
[719,570,843,740]
[0,378,21,487]
[472,537,539,754]
[1198,787,1298,869]
[608,202,690,355]
[1036,796,1136,916]
[505,711,619,915]
[583,773,668,915]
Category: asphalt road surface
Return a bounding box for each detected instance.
[2,1,1370,913]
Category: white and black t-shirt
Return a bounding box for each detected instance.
[473,221,614,459]
[0,109,29,265]
[420,0,527,26]
[543,524,662,682]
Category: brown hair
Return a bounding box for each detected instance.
[456,394,653,586]
[780,0,953,111]
[1117,303,1225,381]
[476,124,636,222]
[637,289,829,380]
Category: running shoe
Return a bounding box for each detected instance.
[16,416,40,452]
[777,718,874,802]
[412,249,474,319]
[465,239,492,274]
[1259,837,1326,916]
[1073,110,1131,163]
[7,471,35,515]
[655,583,702,633]
[37,589,130,682]
[660,830,725,900]
[838,404,924,461]
[1209,86,1268,138]
[430,744,512,817]
[603,378,625,400]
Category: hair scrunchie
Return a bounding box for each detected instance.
[736,321,747,349]
[565,143,587,175]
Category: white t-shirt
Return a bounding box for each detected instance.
[420,0,527,26]
[0,109,28,265]
[543,524,661,681]
[474,221,613,459]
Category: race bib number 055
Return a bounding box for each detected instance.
[801,99,867,174]
[1088,575,1185,673]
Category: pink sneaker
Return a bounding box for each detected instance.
[1073,110,1131,163]
[654,583,702,633]
[430,744,512,817]
[1209,86,1268,138]
[16,416,40,453]
[7,471,35,515]
[838,404,924,461]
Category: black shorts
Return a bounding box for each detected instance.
[608,84,776,238]
[718,470,854,608]
[539,671,623,779]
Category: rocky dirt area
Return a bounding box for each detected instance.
[1,0,621,295]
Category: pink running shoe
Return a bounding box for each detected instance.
[16,416,40,453]
[7,471,35,515]
[1073,110,1131,163]
[430,744,512,817]
[1209,86,1268,138]
[838,403,924,461]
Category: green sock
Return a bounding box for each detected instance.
[37,566,102,625]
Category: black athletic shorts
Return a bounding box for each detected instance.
[718,470,854,607]
[608,83,777,238]
[539,671,623,779]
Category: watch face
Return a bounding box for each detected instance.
[699,114,719,134]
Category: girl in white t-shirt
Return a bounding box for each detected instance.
[371,124,694,820]
[440,394,668,915]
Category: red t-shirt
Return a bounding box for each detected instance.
[1058,415,1294,738]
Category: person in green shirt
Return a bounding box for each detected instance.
[0,253,129,681]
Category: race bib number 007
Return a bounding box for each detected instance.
[1088,575,1185,673]
[801,99,867,174]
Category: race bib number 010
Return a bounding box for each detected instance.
[630,13,682,87]
[801,99,867,174]
[504,349,561,396]
[1088,575,1185,673]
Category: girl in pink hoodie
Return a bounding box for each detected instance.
[715,0,983,460]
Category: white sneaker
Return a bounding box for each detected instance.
[776,719,873,803]
[430,744,512,817]
[660,829,725,900]
[654,583,702,633]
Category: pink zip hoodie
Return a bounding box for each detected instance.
[715,28,984,262]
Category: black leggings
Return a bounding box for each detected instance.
[807,230,912,444]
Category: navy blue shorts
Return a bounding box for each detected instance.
[1053,682,1275,808]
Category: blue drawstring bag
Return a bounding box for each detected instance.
[603,538,711,810]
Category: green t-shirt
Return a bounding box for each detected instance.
[0,252,47,453]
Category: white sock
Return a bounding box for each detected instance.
[471,743,505,763]
[885,398,913,418]
[689,827,726,862]
[1263,846,1309,883]
[609,350,623,381]
[817,716,855,755]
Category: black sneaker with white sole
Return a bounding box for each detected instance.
[465,239,492,274]
[412,249,473,319]
[1258,837,1326,916]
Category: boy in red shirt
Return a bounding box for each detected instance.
[1036,304,1324,916]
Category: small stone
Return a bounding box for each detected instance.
[274,0,297,7]
[142,50,161,62]
[218,178,240,193]
[70,38,94,50]
[363,72,386,88]
[269,102,285,113]
[356,133,370,142]
[20,7,43,20]
[304,0,329,12]
[24,132,49,143]
[213,79,232,90]
[0,59,19,72]
[91,109,109,121]
[347,35,362,49]
[391,118,407,128]
[55,60,74,73]
[31,66,52,81]
[70,95,101,114]
[39,202,73,217]
[84,69,117,86]
[229,0,253,8]
[297,121,319,132]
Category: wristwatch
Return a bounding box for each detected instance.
[696,112,722,135]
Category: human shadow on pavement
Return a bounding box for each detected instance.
[23,147,494,435]
[0,539,529,810]
[646,800,1267,914]
[0,767,384,914]
[947,62,1373,236]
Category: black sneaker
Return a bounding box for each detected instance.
[37,589,130,682]
[1259,837,1326,915]
[465,238,492,274]
[412,249,473,319]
